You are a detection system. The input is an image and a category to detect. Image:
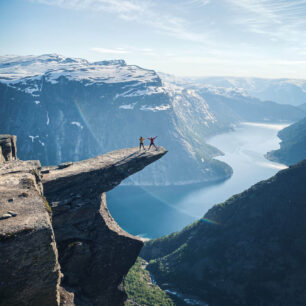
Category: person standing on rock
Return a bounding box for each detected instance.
[148,136,158,150]
[139,136,145,150]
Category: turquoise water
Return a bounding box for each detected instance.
[107,122,288,238]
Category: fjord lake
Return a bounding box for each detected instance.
[107,122,289,239]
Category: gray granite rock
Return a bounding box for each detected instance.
[0,135,17,163]
[43,147,167,306]
[0,159,61,306]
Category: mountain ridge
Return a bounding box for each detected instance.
[160,74,306,106]
[141,159,306,305]
[1,54,305,185]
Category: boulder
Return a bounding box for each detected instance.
[0,135,17,163]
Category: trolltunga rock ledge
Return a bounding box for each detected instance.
[0,138,167,306]
[42,147,167,305]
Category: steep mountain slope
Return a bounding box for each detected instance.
[0,54,232,185]
[141,160,306,306]
[267,118,306,165]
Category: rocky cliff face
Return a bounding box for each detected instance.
[0,136,61,306]
[0,135,167,305]
[142,159,306,306]
[0,135,17,163]
[42,147,167,305]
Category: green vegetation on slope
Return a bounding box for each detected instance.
[124,257,175,306]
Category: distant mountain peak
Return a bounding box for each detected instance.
[0,54,157,86]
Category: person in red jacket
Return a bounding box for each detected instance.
[148,136,158,150]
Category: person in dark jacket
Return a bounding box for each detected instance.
[148,136,158,150]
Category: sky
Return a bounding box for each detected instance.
[1,0,306,78]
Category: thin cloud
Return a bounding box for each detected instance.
[91,47,157,56]
[34,0,148,14]
[187,0,210,7]
[172,55,306,66]
[228,0,306,42]
[91,47,129,54]
[32,0,208,43]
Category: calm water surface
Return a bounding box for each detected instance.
[107,122,288,238]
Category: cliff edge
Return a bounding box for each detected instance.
[42,147,167,305]
[0,135,167,306]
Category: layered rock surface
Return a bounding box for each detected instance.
[42,147,167,305]
[0,159,60,305]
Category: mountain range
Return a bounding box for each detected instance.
[161,74,306,106]
[1,54,305,185]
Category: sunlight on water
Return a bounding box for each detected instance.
[241,122,290,130]
[256,161,287,170]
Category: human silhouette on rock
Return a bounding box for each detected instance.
[148,136,158,150]
[139,136,145,150]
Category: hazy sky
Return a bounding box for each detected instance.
[1,0,306,78]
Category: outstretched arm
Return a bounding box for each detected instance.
[154,136,158,139]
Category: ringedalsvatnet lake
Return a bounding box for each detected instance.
[108,122,289,239]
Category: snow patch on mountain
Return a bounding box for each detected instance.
[46,112,50,125]
[0,54,159,88]
[119,103,136,110]
[115,86,167,99]
[71,121,84,129]
[29,135,39,142]
[140,104,171,112]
